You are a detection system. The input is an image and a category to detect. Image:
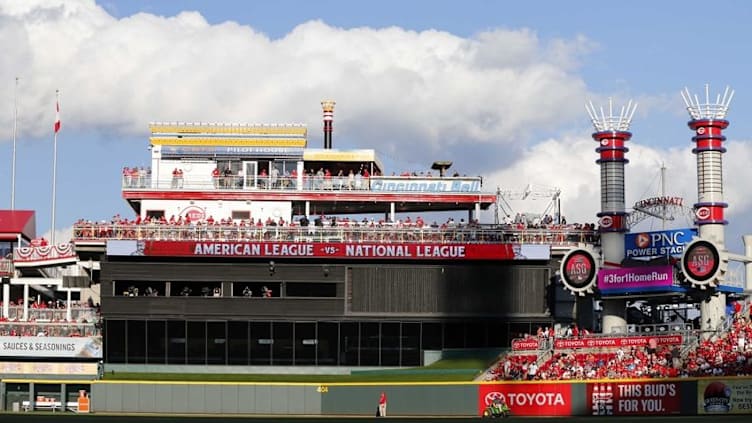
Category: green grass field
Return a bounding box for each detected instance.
[103,357,494,383]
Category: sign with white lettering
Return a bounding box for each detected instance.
[479,383,572,416]
[588,382,681,416]
[160,145,304,158]
[624,228,696,259]
[106,240,551,261]
[597,265,677,294]
[553,334,682,350]
[0,336,102,358]
[370,177,482,193]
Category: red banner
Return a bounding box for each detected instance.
[111,240,538,260]
[511,338,541,351]
[553,334,682,349]
[587,381,681,415]
[479,383,572,416]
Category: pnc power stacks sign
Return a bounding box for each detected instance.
[624,228,695,259]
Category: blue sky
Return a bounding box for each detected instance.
[2,0,752,252]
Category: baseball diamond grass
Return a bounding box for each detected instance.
[102,358,493,383]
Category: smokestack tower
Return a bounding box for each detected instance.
[681,85,734,330]
[585,98,637,333]
[321,100,335,149]
[681,85,734,244]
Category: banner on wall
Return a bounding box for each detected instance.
[698,379,752,414]
[0,361,98,376]
[478,383,572,416]
[107,240,551,261]
[588,381,681,415]
[0,336,102,358]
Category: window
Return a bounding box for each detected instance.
[105,320,126,363]
[126,320,146,364]
[187,321,206,365]
[207,321,226,365]
[167,321,186,364]
[147,320,166,364]
[232,210,251,220]
[285,282,336,297]
[227,321,249,365]
[294,322,316,365]
[145,210,164,219]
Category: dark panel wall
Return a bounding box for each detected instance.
[101,260,553,318]
[350,265,550,316]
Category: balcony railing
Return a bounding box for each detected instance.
[73,222,599,246]
[0,258,12,277]
[0,321,101,337]
[122,174,486,194]
[5,305,100,324]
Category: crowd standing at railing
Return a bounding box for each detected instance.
[72,214,598,246]
[0,300,101,337]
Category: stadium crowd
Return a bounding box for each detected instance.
[487,304,752,381]
[0,299,101,337]
[71,214,597,246]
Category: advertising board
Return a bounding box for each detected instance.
[478,383,572,416]
[625,228,695,259]
[597,265,676,294]
[698,379,752,414]
[0,336,102,358]
[107,240,551,261]
[588,381,681,415]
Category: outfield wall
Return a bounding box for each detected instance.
[2,377,751,416]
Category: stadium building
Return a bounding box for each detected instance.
[67,102,594,369]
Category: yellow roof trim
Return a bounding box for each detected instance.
[150,138,307,147]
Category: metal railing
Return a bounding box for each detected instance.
[0,258,12,277]
[122,174,486,193]
[5,305,100,324]
[0,321,100,337]
[72,222,598,246]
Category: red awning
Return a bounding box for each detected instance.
[0,210,36,241]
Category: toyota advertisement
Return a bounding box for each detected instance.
[478,383,572,416]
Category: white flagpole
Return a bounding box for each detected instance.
[51,90,60,245]
[11,77,19,210]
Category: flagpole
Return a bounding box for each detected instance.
[11,77,19,210]
[51,90,60,245]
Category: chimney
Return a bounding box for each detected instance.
[321,100,336,149]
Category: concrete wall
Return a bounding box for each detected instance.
[92,382,322,415]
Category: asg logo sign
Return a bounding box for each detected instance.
[697,127,706,135]
[599,216,613,228]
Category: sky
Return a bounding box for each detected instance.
[2,0,752,253]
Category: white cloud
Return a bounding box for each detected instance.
[0,0,590,168]
[486,132,752,231]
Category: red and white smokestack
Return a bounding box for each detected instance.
[586,99,637,240]
[585,98,637,333]
[321,100,335,149]
[681,85,734,246]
